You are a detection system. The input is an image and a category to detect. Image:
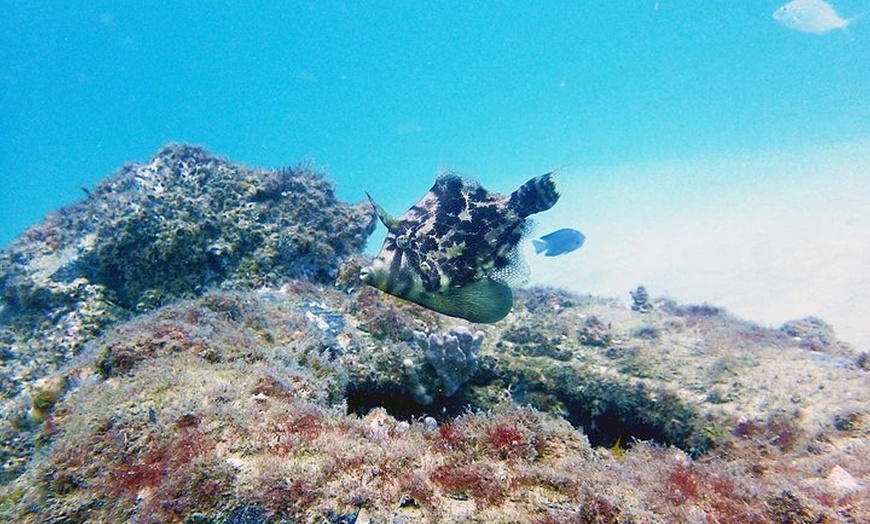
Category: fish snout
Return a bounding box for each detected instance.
[359,265,373,284]
[359,261,387,287]
[359,258,398,293]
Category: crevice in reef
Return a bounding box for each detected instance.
[568,410,665,450]
[347,378,685,453]
[345,383,475,422]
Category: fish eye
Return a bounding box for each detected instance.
[396,234,411,250]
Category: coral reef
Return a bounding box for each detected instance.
[0,146,868,523]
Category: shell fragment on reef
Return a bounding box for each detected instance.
[360,171,559,323]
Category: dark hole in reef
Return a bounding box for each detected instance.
[345,384,475,422]
[347,384,697,454]
[569,410,662,450]
[509,382,681,450]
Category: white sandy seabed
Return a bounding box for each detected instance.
[526,138,870,351]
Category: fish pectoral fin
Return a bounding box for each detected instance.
[424,278,513,323]
[532,238,548,254]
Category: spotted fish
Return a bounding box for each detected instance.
[361,171,560,323]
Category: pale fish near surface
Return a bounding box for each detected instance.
[773,0,859,34]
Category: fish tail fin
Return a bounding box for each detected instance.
[509,171,560,217]
[532,238,548,254]
[839,13,862,39]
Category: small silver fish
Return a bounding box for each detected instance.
[532,228,585,257]
[773,0,857,34]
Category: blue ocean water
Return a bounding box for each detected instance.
[2,2,869,343]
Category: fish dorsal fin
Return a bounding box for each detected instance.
[366,193,401,232]
[425,278,513,323]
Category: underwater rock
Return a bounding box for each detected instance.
[630,285,653,313]
[780,316,852,355]
[578,315,613,348]
[825,465,861,493]
[27,375,67,423]
[300,301,347,354]
[7,287,867,524]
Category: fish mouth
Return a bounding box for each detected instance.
[359,266,377,286]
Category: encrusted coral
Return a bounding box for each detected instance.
[415,326,484,397]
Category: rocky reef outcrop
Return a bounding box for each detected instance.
[0,145,373,484]
[0,144,373,394]
[0,146,867,523]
